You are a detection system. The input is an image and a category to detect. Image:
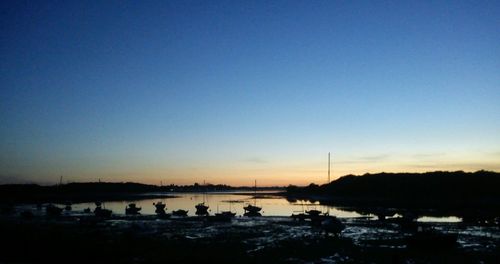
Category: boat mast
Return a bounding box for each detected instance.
[203,180,206,203]
[328,152,331,184]
[254,180,257,206]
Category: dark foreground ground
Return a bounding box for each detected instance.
[1,208,499,264]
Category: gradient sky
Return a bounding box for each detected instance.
[1,1,499,186]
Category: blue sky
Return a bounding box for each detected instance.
[1,1,499,185]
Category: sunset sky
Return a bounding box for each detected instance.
[1,1,499,186]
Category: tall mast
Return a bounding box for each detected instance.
[328,152,331,184]
[203,180,206,203]
[254,180,257,206]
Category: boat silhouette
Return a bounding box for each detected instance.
[195,181,209,215]
[172,209,188,216]
[125,203,141,215]
[244,180,262,217]
[94,202,112,218]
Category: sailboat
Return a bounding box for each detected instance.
[292,153,332,222]
[195,180,209,215]
[244,180,262,216]
[208,203,236,222]
[215,202,236,217]
[125,203,141,215]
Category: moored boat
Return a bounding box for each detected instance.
[154,202,167,215]
[94,202,112,218]
[125,203,141,215]
[172,209,188,217]
[244,180,262,217]
[195,203,209,215]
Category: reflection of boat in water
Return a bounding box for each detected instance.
[406,226,457,248]
[125,203,141,215]
[172,209,188,217]
[244,180,262,217]
[46,204,63,216]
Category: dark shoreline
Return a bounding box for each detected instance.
[0,182,284,204]
[0,213,497,264]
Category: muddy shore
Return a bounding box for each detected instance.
[1,208,498,263]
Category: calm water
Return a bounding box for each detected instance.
[64,192,461,222]
[70,192,363,218]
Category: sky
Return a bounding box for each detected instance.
[1,1,499,186]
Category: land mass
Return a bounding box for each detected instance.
[286,170,500,209]
[0,182,283,203]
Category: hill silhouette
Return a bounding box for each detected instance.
[287,170,500,208]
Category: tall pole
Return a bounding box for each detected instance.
[328,152,331,184]
[254,180,257,206]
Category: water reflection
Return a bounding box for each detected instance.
[68,193,366,218]
[417,216,462,223]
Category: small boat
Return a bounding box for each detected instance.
[243,204,262,213]
[215,211,236,217]
[243,210,262,217]
[125,203,141,215]
[172,209,188,217]
[244,180,262,217]
[209,211,236,222]
[195,181,210,215]
[195,203,209,215]
[153,202,167,215]
[46,204,63,216]
[305,209,322,217]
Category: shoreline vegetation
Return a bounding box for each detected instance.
[0,181,284,203]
